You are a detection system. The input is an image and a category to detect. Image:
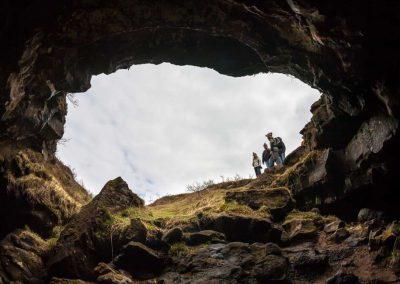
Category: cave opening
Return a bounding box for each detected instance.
[56,63,320,203]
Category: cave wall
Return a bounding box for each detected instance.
[0,0,399,218]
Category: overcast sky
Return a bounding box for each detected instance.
[57,63,319,203]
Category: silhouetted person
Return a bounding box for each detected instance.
[266,132,286,167]
[262,143,272,168]
[252,152,262,177]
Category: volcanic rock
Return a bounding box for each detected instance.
[326,272,360,284]
[0,229,48,283]
[48,177,144,280]
[282,211,323,243]
[162,227,183,245]
[225,187,294,220]
[184,230,226,246]
[357,208,385,223]
[94,262,133,284]
[0,147,90,238]
[328,228,350,243]
[114,241,166,279]
[324,221,345,234]
[200,214,282,243]
[161,242,288,283]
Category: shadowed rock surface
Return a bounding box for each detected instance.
[0,229,48,283]
[0,1,400,283]
[47,177,144,280]
[0,145,90,239]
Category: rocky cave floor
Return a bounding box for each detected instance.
[1,146,400,284]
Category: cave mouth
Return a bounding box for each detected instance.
[57,63,320,203]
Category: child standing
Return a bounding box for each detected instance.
[252,152,262,177]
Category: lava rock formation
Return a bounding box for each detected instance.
[0,0,400,283]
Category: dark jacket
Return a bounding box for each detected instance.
[270,137,286,154]
[262,148,271,165]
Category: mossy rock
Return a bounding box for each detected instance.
[0,147,91,238]
[272,150,330,194]
[0,229,48,283]
[184,230,226,246]
[47,177,146,279]
[199,213,282,243]
[225,187,294,221]
[282,210,325,243]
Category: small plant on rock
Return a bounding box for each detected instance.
[169,242,190,258]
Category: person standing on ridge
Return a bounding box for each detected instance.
[262,143,272,168]
[252,152,262,177]
[266,132,286,167]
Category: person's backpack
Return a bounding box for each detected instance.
[276,137,286,152]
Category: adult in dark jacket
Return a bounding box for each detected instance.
[262,143,272,168]
[266,132,286,167]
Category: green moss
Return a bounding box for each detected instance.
[273,151,319,191]
[283,209,337,226]
[142,221,156,231]
[46,237,59,250]
[147,188,226,223]
[263,187,292,208]
[169,242,190,257]
[5,149,90,223]
[119,207,154,220]
[283,210,320,225]
[218,201,265,217]
[93,208,115,240]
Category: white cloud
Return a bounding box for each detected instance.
[57,63,320,203]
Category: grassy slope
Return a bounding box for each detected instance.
[0,143,91,221]
[114,176,293,229]
[117,149,324,230]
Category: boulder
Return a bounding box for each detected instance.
[328,228,350,243]
[200,214,282,243]
[114,242,166,279]
[252,254,288,282]
[97,273,132,284]
[225,187,294,220]
[291,250,329,273]
[368,221,399,251]
[88,177,144,211]
[120,218,147,244]
[161,242,288,283]
[300,94,355,151]
[162,227,183,244]
[272,150,331,196]
[94,262,133,284]
[0,229,48,283]
[357,208,385,223]
[284,146,309,167]
[324,221,345,234]
[282,211,323,243]
[380,222,400,248]
[184,230,226,246]
[264,242,283,256]
[368,228,386,251]
[48,177,145,280]
[145,230,170,253]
